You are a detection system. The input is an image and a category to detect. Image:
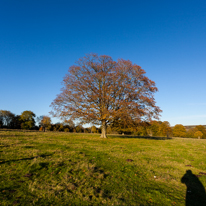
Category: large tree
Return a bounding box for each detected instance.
[51,54,161,138]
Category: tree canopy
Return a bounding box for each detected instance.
[51,54,161,138]
[194,131,203,139]
[195,125,206,139]
[20,110,36,130]
[0,110,15,128]
[173,124,187,137]
[39,116,52,131]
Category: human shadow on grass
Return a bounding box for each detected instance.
[181,170,206,206]
[0,153,53,165]
[108,135,172,140]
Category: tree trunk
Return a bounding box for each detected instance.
[101,120,107,138]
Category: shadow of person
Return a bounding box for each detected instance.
[181,170,206,206]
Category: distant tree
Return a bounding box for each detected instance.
[106,126,113,134]
[20,110,36,130]
[84,128,91,133]
[0,116,2,128]
[0,110,15,128]
[53,123,64,131]
[195,125,206,139]
[107,119,134,134]
[194,131,203,139]
[11,115,22,129]
[47,124,53,131]
[91,125,97,133]
[64,128,70,132]
[64,119,75,131]
[53,124,59,131]
[148,121,160,136]
[39,116,52,132]
[135,123,148,136]
[146,121,172,137]
[51,54,161,138]
[173,124,187,137]
[75,125,83,133]
[186,127,198,138]
[159,121,172,137]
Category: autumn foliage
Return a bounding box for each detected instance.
[39,116,52,131]
[172,124,206,139]
[194,131,203,139]
[51,54,161,138]
[172,124,187,137]
[20,111,36,130]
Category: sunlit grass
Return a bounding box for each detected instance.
[0,130,206,205]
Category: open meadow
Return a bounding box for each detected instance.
[0,130,206,205]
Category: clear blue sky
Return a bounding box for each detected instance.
[1,0,206,126]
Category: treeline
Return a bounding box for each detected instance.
[172,124,206,139]
[106,121,206,139]
[0,110,99,133]
[0,110,37,130]
[0,110,205,138]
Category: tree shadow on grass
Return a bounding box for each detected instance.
[181,170,206,206]
[108,134,172,140]
[0,153,53,165]
[0,135,26,137]
[0,185,21,204]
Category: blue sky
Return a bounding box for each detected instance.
[1,0,206,126]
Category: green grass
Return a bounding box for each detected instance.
[0,130,206,205]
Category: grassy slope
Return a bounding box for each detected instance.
[0,130,206,205]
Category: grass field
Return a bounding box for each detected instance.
[0,130,206,205]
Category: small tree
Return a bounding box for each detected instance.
[40,116,52,132]
[194,131,203,139]
[51,54,161,138]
